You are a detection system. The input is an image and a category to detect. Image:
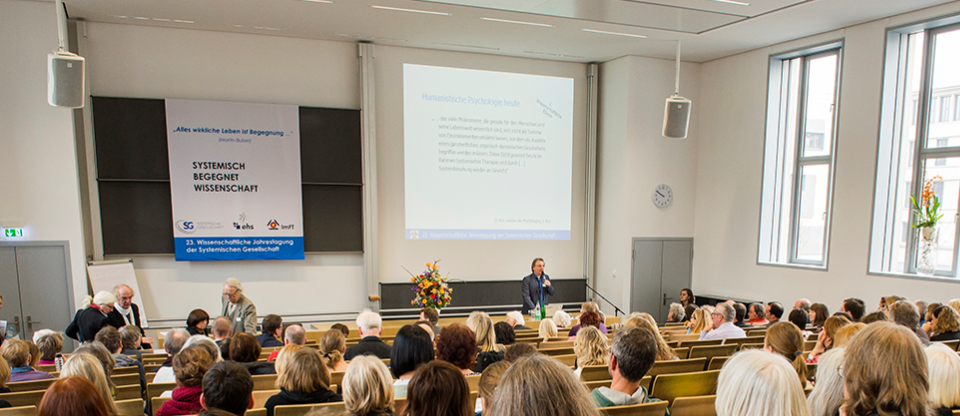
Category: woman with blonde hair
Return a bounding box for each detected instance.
[320,329,349,372]
[59,353,119,416]
[539,318,558,342]
[624,314,677,361]
[687,308,711,335]
[930,305,960,341]
[0,358,10,393]
[265,348,341,416]
[273,344,303,381]
[486,354,601,416]
[33,330,63,366]
[466,311,503,353]
[573,326,609,378]
[806,348,846,416]
[807,315,850,363]
[478,361,510,415]
[947,299,960,313]
[553,310,572,329]
[716,349,810,416]
[925,343,960,415]
[842,322,931,416]
[832,323,865,348]
[764,322,808,386]
[342,355,394,416]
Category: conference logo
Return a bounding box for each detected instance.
[267,219,295,230]
[234,212,253,230]
[176,220,196,234]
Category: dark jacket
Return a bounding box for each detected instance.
[65,307,111,342]
[344,336,392,360]
[187,327,209,337]
[107,303,152,348]
[521,273,554,314]
[264,389,342,416]
[256,333,283,348]
[240,361,276,375]
[931,331,960,341]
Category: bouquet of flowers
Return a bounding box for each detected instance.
[911,175,944,230]
[408,260,452,309]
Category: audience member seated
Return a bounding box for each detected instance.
[0,358,10,393]
[589,326,661,407]
[390,325,435,399]
[212,316,234,354]
[841,298,866,322]
[420,308,442,337]
[331,323,351,337]
[949,299,960,313]
[553,310,572,329]
[60,352,119,415]
[891,300,931,345]
[573,326,609,378]
[267,324,306,361]
[788,309,811,335]
[185,335,224,363]
[467,311,504,373]
[505,311,531,331]
[568,303,608,337]
[929,305,960,341]
[257,314,284,348]
[861,310,889,324]
[538,318,558,342]
[917,300,929,326]
[810,303,829,328]
[414,320,436,342]
[764,322,808,387]
[880,295,906,313]
[435,323,478,376]
[504,342,537,362]
[1,339,54,381]
[687,308,710,335]
[345,310,392,361]
[65,291,116,342]
[26,341,40,368]
[623,313,677,361]
[154,328,191,383]
[319,329,348,373]
[832,323,866,348]
[156,346,213,416]
[842,322,931,416]
[807,315,850,364]
[399,360,471,416]
[342,355,395,416]
[666,302,685,323]
[733,303,750,328]
[477,361,509,415]
[925,343,960,416]
[793,298,811,314]
[38,376,111,416]
[229,333,275,375]
[95,326,145,390]
[118,325,144,362]
[923,303,943,336]
[493,322,515,346]
[487,354,601,416]
[264,348,341,416]
[699,302,746,340]
[680,288,695,309]
[187,309,211,337]
[716,349,809,416]
[744,303,765,326]
[806,348,845,416]
[765,302,784,324]
[200,361,255,416]
[32,329,62,366]
[568,310,604,341]
[274,344,303,382]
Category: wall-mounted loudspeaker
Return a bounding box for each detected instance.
[47,51,85,108]
[662,95,690,139]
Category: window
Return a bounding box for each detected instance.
[759,42,842,267]
[870,17,960,277]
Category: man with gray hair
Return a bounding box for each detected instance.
[107,284,155,347]
[793,298,811,313]
[505,311,531,331]
[667,303,685,323]
[699,302,746,340]
[344,310,392,360]
[151,328,190,383]
[221,278,257,334]
[589,326,663,407]
[891,300,930,346]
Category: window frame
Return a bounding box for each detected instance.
[869,14,960,279]
[758,41,844,269]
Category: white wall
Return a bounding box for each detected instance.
[594,56,701,314]
[0,0,87,308]
[693,2,960,313]
[78,22,366,323]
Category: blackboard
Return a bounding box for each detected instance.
[92,96,363,255]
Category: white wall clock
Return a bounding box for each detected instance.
[652,184,673,208]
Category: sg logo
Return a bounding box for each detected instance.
[176,220,196,234]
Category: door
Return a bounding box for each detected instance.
[630,238,693,323]
[0,243,76,350]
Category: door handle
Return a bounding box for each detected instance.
[27,316,39,332]
[662,293,666,306]
[10,316,20,334]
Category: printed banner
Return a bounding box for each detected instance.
[166,99,304,261]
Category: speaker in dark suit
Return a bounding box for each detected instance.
[521,258,554,315]
[107,284,153,348]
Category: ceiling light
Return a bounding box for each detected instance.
[152,18,171,22]
[523,51,583,58]
[133,17,149,20]
[480,17,554,27]
[173,20,194,24]
[435,42,500,50]
[110,15,129,19]
[709,0,750,5]
[581,29,647,39]
[336,33,408,42]
[370,6,450,16]
[299,0,333,3]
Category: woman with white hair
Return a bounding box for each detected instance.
[538,319,558,342]
[716,349,810,416]
[926,343,960,415]
[65,291,116,342]
[806,348,845,416]
[553,310,572,329]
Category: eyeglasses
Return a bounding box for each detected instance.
[223,290,239,297]
[837,364,845,379]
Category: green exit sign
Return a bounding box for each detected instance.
[4,229,23,237]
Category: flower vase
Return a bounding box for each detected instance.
[917,226,938,275]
